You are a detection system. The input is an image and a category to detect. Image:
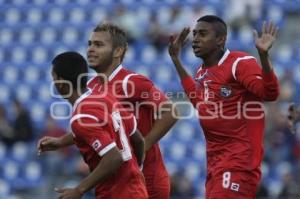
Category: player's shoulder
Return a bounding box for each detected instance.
[229,51,252,59]
[121,68,152,83]
[225,51,256,67]
[75,89,106,113]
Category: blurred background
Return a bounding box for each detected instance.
[0,0,300,198]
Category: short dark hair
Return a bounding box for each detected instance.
[197,15,227,37]
[93,23,128,61]
[52,51,88,89]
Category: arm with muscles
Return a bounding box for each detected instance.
[144,101,178,151]
[168,27,199,107]
[37,133,74,155]
[56,147,123,199]
[235,21,279,101]
[56,116,124,199]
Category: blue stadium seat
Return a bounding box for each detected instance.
[0,85,10,104]
[184,161,201,182]
[5,8,21,25]
[77,0,92,5]
[267,5,284,25]
[23,67,40,84]
[89,7,108,24]
[238,25,253,46]
[31,46,48,64]
[19,28,35,45]
[0,179,10,198]
[30,102,47,124]
[47,7,65,25]
[69,7,86,24]
[62,27,79,44]
[39,27,57,44]
[169,141,187,161]
[15,84,32,104]
[11,46,27,64]
[22,161,43,188]
[0,28,14,46]
[11,142,30,163]
[2,160,20,183]
[2,67,19,85]
[123,47,136,63]
[12,0,27,5]
[141,45,158,64]
[26,8,43,24]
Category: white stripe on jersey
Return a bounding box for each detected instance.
[70,114,99,125]
[232,56,256,80]
[122,74,138,97]
[99,142,117,156]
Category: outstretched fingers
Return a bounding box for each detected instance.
[178,27,190,44]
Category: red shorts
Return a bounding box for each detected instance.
[96,173,148,199]
[205,169,261,199]
[144,173,170,199]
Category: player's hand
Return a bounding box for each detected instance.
[55,187,83,199]
[287,103,300,134]
[253,21,278,53]
[37,136,62,155]
[168,27,190,58]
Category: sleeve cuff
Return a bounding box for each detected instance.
[98,142,116,157]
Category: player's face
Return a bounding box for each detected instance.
[87,31,114,72]
[51,69,69,98]
[192,21,220,58]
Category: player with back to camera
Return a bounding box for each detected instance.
[168,15,279,198]
[38,23,178,199]
[48,51,148,199]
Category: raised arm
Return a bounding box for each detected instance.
[253,21,279,73]
[235,21,279,101]
[168,27,200,107]
[168,27,191,80]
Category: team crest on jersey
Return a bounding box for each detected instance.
[195,69,208,82]
[92,140,102,150]
[220,85,232,98]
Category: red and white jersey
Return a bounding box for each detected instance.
[181,50,279,176]
[70,88,142,197]
[87,65,169,177]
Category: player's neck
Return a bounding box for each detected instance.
[100,61,121,82]
[202,49,225,68]
[67,88,88,106]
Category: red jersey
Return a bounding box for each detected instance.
[70,88,147,199]
[181,50,279,175]
[87,65,169,186]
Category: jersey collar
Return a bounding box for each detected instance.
[108,64,123,81]
[197,49,230,73]
[73,88,92,111]
[218,49,230,66]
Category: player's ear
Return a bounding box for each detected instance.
[113,46,126,59]
[216,35,226,48]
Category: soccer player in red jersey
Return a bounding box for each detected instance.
[43,51,148,199]
[168,15,279,199]
[38,24,177,199]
